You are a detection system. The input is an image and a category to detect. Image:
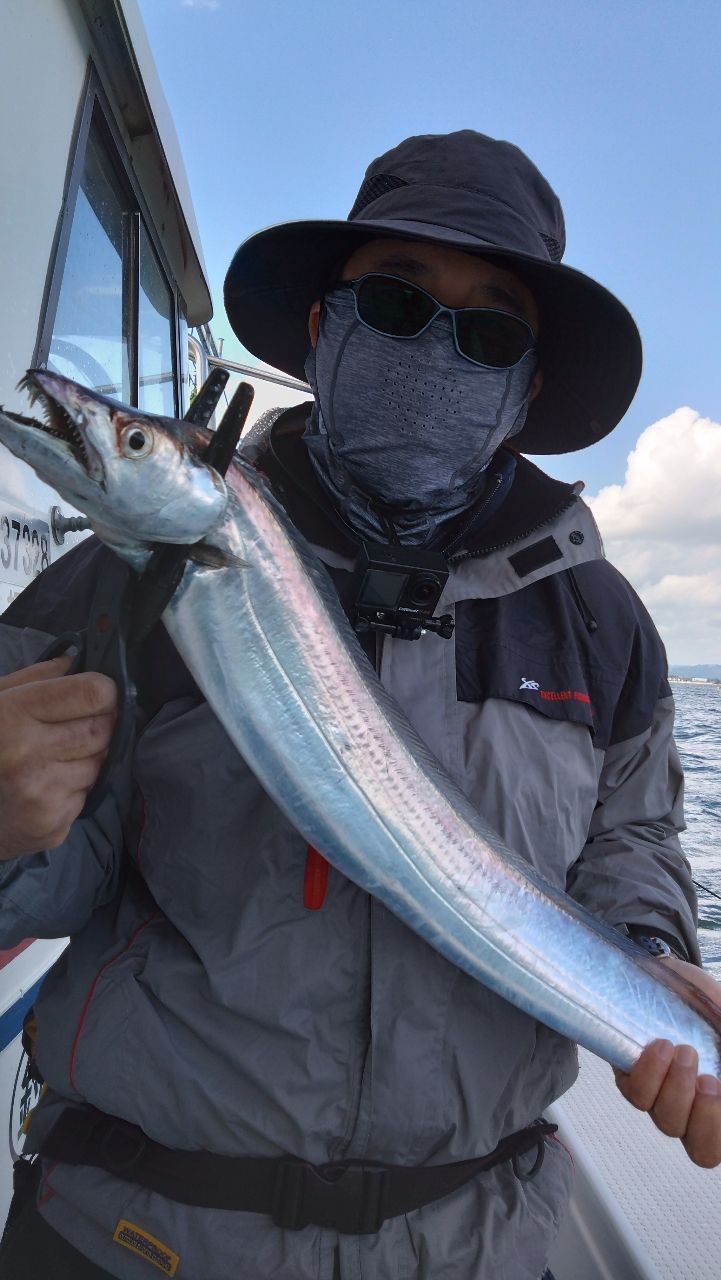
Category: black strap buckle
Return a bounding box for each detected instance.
[97,1119,148,1178]
[272,1159,388,1234]
[511,1132,548,1183]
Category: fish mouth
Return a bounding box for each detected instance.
[6,371,94,474]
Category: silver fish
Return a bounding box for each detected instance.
[1,370,720,1077]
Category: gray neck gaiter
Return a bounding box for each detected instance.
[303,291,536,546]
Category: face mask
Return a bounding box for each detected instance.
[303,291,536,545]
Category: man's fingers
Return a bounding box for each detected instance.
[35,759,107,830]
[614,1039,674,1111]
[21,671,118,722]
[0,656,74,692]
[41,713,116,762]
[649,1044,699,1137]
[614,967,721,1166]
[683,1078,721,1168]
[0,661,116,859]
[0,755,111,857]
[59,755,108,797]
[13,755,108,814]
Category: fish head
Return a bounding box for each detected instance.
[0,370,228,549]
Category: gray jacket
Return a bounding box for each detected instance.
[0,417,699,1280]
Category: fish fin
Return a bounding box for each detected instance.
[188,543,247,570]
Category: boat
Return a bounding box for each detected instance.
[0,0,307,1229]
[1,3,719,1274]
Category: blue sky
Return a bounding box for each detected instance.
[138,0,719,489]
[137,0,720,659]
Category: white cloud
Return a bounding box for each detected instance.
[181,0,220,9]
[586,409,721,665]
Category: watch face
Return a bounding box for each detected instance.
[638,935,672,958]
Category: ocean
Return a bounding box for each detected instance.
[672,680,721,976]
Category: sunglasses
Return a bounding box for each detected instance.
[327,273,536,370]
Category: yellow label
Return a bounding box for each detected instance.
[113,1219,180,1276]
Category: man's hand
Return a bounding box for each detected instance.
[0,657,117,860]
[614,957,721,1167]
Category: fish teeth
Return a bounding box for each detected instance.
[15,376,90,469]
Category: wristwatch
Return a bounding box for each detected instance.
[619,924,687,960]
[632,934,674,959]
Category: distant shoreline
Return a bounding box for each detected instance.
[669,676,721,684]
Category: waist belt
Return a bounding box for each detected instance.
[38,1107,556,1234]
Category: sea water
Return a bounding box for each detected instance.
[672,681,721,976]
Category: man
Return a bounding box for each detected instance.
[0,130,719,1280]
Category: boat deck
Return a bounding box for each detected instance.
[547,1048,721,1280]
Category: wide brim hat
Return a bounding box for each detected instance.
[224,131,642,454]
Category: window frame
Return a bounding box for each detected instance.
[34,64,187,416]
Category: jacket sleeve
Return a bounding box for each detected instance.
[0,793,124,945]
[566,684,701,965]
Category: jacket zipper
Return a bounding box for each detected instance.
[442,469,506,558]
[447,495,579,565]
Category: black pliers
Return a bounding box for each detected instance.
[37,373,254,817]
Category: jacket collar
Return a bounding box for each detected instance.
[245,403,604,597]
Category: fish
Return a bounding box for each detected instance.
[1,368,720,1078]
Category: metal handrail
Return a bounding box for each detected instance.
[187,334,311,426]
[206,355,311,396]
[187,334,209,391]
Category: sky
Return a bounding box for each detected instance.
[137,0,720,663]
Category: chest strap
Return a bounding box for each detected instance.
[38,1107,556,1235]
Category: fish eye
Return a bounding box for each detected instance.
[120,424,154,459]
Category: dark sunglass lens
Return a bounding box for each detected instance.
[456,311,531,368]
[356,277,437,337]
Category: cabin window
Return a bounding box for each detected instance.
[40,93,182,416]
[177,310,190,412]
[138,224,176,416]
[50,120,133,401]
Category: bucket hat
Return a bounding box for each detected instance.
[224,130,641,454]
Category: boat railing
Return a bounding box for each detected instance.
[206,355,310,395]
[187,333,310,399]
